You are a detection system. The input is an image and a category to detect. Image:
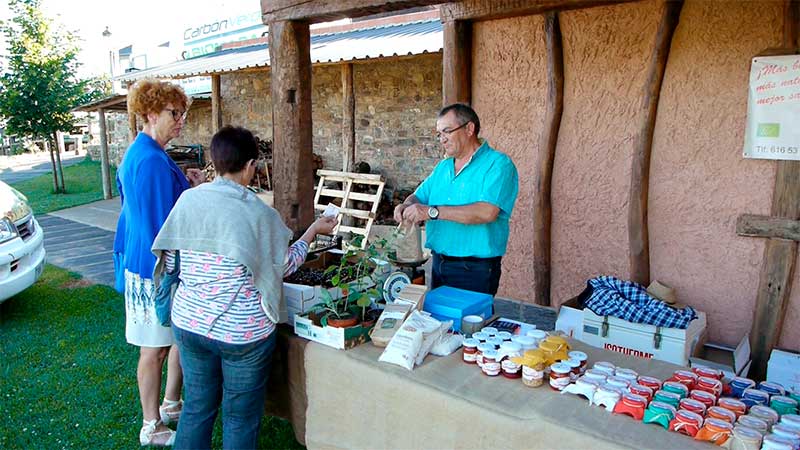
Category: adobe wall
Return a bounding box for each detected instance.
[471,0,795,350]
[649,0,785,348]
[471,14,548,301]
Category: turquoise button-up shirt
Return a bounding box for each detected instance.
[414,140,519,258]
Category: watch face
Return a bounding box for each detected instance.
[428,207,439,219]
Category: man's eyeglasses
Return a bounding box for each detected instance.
[165,108,187,122]
[435,121,469,140]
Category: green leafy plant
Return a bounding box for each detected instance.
[313,234,391,323]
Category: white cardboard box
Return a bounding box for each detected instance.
[689,334,751,380]
[557,297,707,366]
[768,348,800,393]
[293,313,372,350]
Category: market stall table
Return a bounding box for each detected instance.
[268,329,717,449]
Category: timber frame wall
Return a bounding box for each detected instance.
[262,0,800,376]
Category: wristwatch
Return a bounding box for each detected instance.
[427,206,439,220]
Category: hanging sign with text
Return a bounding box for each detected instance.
[743,54,800,160]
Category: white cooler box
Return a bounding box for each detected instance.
[580,308,707,366]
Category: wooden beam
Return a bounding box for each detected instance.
[98,108,113,200]
[211,74,223,135]
[342,63,356,171]
[269,20,315,235]
[531,12,563,306]
[627,0,682,286]
[737,214,800,241]
[442,20,472,106]
[439,0,639,22]
[748,0,800,381]
[262,0,442,24]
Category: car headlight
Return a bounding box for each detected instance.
[0,218,18,245]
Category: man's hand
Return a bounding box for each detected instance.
[402,204,430,224]
[186,168,206,187]
[393,203,409,223]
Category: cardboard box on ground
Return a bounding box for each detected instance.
[555,293,752,375]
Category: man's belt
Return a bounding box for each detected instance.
[436,253,501,263]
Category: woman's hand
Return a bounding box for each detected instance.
[186,168,206,187]
[299,215,338,245]
[313,215,338,235]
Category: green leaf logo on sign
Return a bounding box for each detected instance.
[757,123,780,138]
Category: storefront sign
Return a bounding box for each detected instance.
[743,54,800,160]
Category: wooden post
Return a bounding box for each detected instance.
[747,0,799,380]
[532,13,564,306]
[341,63,355,172]
[98,108,113,200]
[442,20,472,106]
[211,74,223,135]
[627,0,683,286]
[269,20,314,235]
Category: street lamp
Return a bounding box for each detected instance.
[102,26,117,92]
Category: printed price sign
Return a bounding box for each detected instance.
[743,54,800,160]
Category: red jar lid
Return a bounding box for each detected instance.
[621,392,648,408]
[693,366,722,380]
[638,376,662,391]
[629,384,654,399]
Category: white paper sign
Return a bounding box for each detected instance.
[743,54,800,160]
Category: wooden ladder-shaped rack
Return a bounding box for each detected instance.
[313,169,385,248]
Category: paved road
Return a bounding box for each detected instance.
[38,214,116,287]
[0,152,85,184]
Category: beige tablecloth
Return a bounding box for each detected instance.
[302,339,715,450]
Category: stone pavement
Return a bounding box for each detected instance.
[38,213,116,287]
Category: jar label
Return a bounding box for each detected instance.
[463,352,477,362]
[550,376,571,390]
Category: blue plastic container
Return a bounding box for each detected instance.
[422,286,493,332]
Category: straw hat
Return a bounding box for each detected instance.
[647,280,685,309]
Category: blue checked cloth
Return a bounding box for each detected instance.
[583,276,698,329]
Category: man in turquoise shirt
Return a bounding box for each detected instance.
[394,103,519,296]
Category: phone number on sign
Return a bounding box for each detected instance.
[754,145,800,155]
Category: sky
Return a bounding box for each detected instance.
[0,0,259,78]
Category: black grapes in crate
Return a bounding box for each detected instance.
[284,267,336,287]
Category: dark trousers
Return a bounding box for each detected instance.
[431,252,502,296]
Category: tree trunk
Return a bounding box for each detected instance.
[46,139,59,193]
[53,132,65,193]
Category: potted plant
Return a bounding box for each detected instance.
[312,235,389,328]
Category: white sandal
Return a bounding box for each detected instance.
[139,419,175,446]
[159,399,183,426]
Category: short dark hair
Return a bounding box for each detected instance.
[210,126,259,175]
[438,103,480,136]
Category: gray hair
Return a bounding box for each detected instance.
[438,103,481,136]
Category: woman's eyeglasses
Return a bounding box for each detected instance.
[165,108,187,122]
[435,121,469,140]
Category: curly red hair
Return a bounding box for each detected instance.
[127,79,188,123]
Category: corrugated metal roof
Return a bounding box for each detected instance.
[116,19,442,82]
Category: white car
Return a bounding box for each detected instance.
[0,180,46,303]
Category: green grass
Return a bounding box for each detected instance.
[0,265,305,450]
[9,157,119,214]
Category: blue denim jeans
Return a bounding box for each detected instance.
[172,326,277,450]
[431,253,503,296]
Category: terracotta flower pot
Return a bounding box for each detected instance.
[326,314,359,328]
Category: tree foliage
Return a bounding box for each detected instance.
[0,0,104,139]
